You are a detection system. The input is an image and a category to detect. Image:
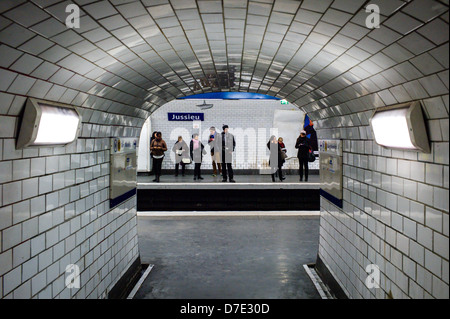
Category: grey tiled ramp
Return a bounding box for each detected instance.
[135,216,321,299]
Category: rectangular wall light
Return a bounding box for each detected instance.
[16,98,82,149]
[370,101,430,153]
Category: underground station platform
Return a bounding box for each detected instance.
[137,173,320,211]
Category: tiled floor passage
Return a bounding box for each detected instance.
[134,215,321,299]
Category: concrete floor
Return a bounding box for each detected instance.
[134,215,321,299]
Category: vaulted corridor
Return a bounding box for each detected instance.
[0,0,448,300]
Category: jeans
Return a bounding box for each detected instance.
[175,162,185,175]
[212,160,222,175]
[299,158,308,181]
[194,163,202,177]
[153,157,164,177]
[222,163,233,180]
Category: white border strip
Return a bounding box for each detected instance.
[303,264,330,299]
[137,211,320,217]
[127,264,154,299]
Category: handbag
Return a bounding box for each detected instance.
[281,151,288,160]
[182,158,191,164]
[308,151,316,163]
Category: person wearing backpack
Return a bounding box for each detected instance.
[295,130,311,182]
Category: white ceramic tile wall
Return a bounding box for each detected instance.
[1,0,448,299]
[0,42,144,303]
[318,105,449,300]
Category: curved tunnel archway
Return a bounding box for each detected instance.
[0,0,448,299]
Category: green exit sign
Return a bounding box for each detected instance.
[280,99,289,105]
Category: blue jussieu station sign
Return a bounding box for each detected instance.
[168,113,204,121]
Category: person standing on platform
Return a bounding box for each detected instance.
[268,136,285,182]
[150,132,167,183]
[278,137,287,155]
[278,137,287,180]
[216,125,236,183]
[208,126,222,177]
[172,136,189,177]
[190,133,206,181]
[295,130,311,182]
[149,131,158,175]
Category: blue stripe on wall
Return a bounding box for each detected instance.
[179,92,281,100]
[110,188,137,209]
[320,189,343,208]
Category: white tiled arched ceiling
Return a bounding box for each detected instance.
[1,0,448,126]
[0,0,449,300]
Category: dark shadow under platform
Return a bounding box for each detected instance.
[137,174,320,211]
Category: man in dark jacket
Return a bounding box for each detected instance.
[215,125,236,183]
[295,130,311,182]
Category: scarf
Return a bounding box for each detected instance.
[193,139,200,150]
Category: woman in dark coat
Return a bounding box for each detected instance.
[172,136,189,176]
[278,137,287,180]
[150,132,168,182]
[267,135,285,182]
[295,130,311,182]
[149,131,158,175]
[190,133,206,181]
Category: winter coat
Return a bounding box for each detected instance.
[150,139,168,157]
[214,132,236,164]
[208,133,217,155]
[267,141,284,169]
[190,140,206,163]
[172,140,189,163]
[295,135,311,159]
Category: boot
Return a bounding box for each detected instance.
[279,169,285,181]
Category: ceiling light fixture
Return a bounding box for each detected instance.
[196,100,214,110]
